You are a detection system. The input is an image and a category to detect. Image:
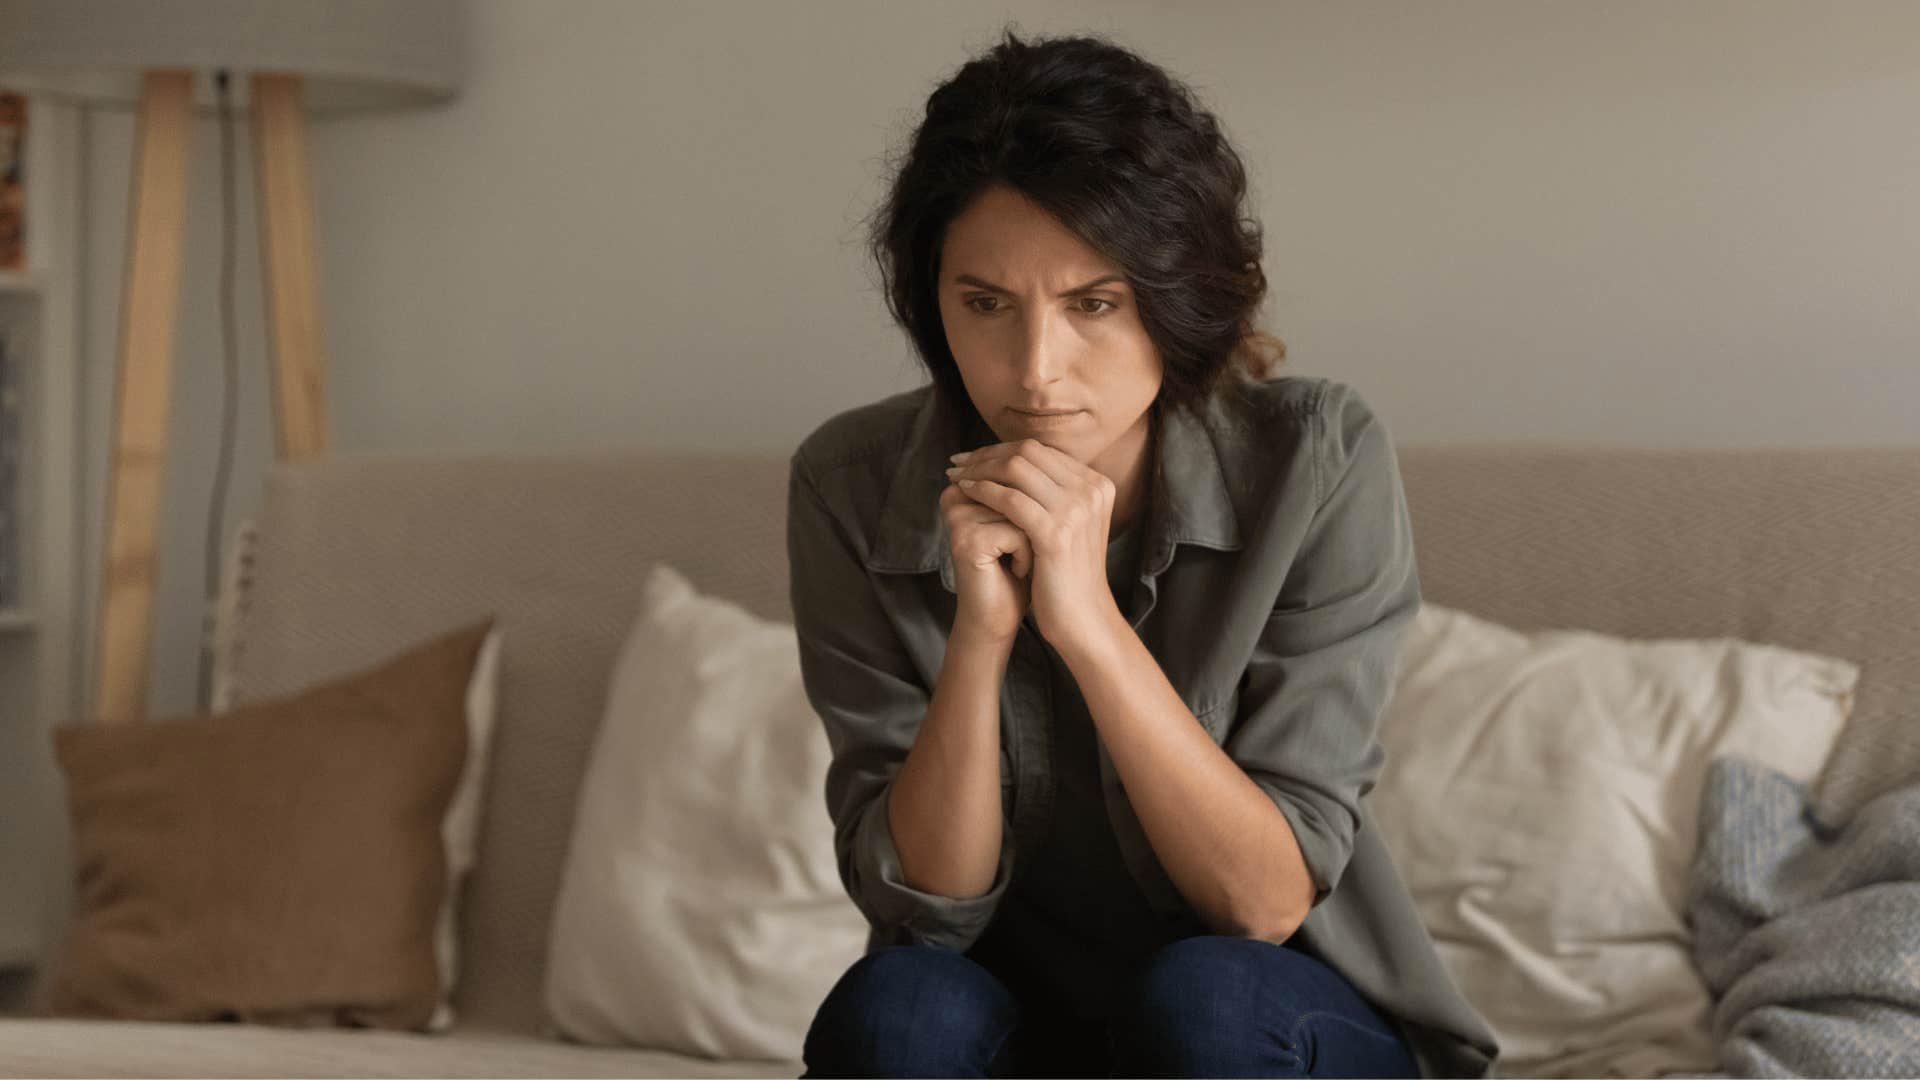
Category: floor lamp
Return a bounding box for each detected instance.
[0,0,461,725]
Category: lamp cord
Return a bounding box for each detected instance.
[193,68,242,714]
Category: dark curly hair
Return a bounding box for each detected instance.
[864,24,1286,433]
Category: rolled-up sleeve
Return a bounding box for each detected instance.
[786,452,1014,952]
[1226,383,1420,911]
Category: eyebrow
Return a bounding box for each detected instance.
[952,272,1128,298]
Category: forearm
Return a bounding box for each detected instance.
[1055,609,1316,942]
[888,629,1012,900]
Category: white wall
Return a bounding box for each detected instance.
[70,0,1920,723]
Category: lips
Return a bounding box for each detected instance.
[1012,407,1080,416]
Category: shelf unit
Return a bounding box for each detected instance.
[0,93,83,974]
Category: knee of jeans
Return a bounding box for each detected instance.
[804,945,1018,1077]
[811,944,1014,1036]
[1112,936,1317,1072]
[1124,935,1289,1025]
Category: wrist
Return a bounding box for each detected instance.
[1048,602,1131,669]
[948,621,1019,657]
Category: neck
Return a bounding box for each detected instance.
[1105,409,1157,536]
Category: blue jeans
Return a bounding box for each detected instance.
[800,934,1422,1078]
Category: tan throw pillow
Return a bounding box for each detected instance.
[203,521,505,1032]
[44,617,495,1032]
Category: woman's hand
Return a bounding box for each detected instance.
[946,439,1122,652]
[940,476,1033,647]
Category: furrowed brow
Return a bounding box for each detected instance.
[953,272,1127,298]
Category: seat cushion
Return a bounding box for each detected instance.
[0,1018,803,1078]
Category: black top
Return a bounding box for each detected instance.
[965,513,1210,1019]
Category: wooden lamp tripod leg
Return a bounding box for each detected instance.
[91,71,191,727]
[250,73,328,462]
[90,71,327,726]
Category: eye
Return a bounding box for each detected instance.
[961,295,1116,315]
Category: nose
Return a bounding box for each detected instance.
[1014,308,1069,392]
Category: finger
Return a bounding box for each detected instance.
[958,520,1030,574]
[942,481,1001,517]
[977,520,1033,580]
[945,481,1032,571]
[952,438,1084,488]
[951,451,1066,513]
[958,437,1104,510]
[955,477,1049,541]
[944,481,1012,524]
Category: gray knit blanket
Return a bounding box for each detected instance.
[1686,755,1920,1078]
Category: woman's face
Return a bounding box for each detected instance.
[937,183,1162,465]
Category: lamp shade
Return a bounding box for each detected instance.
[0,0,460,115]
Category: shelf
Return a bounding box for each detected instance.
[2,93,81,979]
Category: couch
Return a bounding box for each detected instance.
[2,438,1915,1078]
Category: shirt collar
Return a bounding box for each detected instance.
[864,386,1245,594]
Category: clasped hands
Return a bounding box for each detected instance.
[942,438,1125,651]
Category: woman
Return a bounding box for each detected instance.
[787,26,1501,1079]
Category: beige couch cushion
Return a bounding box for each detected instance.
[0,1018,799,1078]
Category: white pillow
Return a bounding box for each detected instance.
[426,625,502,1033]
[542,562,868,1060]
[207,520,502,1034]
[1371,603,1859,1079]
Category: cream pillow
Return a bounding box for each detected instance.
[543,562,869,1060]
[426,625,501,1033]
[208,517,502,1033]
[1372,603,1859,1079]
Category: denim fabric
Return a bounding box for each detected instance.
[800,936,1422,1078]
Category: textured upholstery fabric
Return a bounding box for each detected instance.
[0,1018,799,1078]
[207,518,259,715]
[1394,442,1918,830]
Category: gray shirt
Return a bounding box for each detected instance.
[787,374,1501,1078]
